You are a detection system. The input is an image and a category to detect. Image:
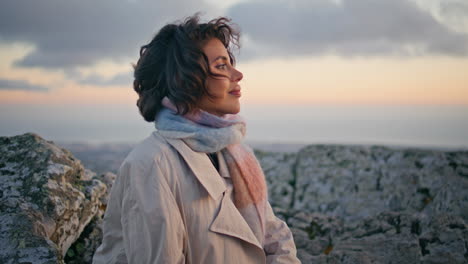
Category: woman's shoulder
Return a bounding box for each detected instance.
[121,131,178,170]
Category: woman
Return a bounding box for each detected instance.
[93,14,300,264]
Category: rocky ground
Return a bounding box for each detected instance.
[256,146,468,263]
[1,133,467,263]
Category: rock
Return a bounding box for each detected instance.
[0,133,107,263]
[64,171,116,264]
[285,211,467,264]
[255,150,297,209]
[272,145,468,222]
[255,144,468,263]
[64,215,104,264]
[96,172,117,207]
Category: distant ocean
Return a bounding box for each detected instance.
[1,104,467,150]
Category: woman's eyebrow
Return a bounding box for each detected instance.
[211,55,228,63]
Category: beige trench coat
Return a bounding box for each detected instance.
[93,131,300,264]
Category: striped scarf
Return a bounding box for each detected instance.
[155,97,268,246]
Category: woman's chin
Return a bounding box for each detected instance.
[230,104,241,115]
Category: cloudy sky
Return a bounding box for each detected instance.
[0,0,467,144]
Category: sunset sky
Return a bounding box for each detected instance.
[0,0,467,146]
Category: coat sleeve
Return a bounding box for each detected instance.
[264,201,301,263]
[120,159,186,263]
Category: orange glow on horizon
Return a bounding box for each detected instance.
[0,84,137,105]
[237,56,468,105]
[1,42,467,106]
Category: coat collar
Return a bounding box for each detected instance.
[163,136,263,251]
[164,137,227,200]
[209,187,263,250]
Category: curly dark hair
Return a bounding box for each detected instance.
[132,13,241,122]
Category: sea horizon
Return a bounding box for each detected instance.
[2,104,466,151]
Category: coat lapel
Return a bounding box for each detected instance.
[209,188,263,250]
[164,137,263,250]
[164,137,226,200]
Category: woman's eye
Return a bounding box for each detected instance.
[216,64,227,70]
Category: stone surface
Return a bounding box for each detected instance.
[0,133,107,263]
[64,215,104,264]
[288,145,468,222]
[285,211,468,264]
[65,171,116,264]
[254,150,297,210]
[259,145,468,263]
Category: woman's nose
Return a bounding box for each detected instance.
[231,68,243,82]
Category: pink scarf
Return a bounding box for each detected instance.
[156,97,268,245]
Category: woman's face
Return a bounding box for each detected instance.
[197,38,244,117]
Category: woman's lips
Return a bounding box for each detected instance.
[229,90,241,97]
[229,86,241,97]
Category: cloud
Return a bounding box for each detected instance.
[2,0,466,72]
[0,0,215,69]
[76,71,133,87]
[227,0,468,60]
[0,79,49,92]
[439,0,468,32]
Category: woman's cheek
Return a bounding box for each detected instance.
[213,80,229,95]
